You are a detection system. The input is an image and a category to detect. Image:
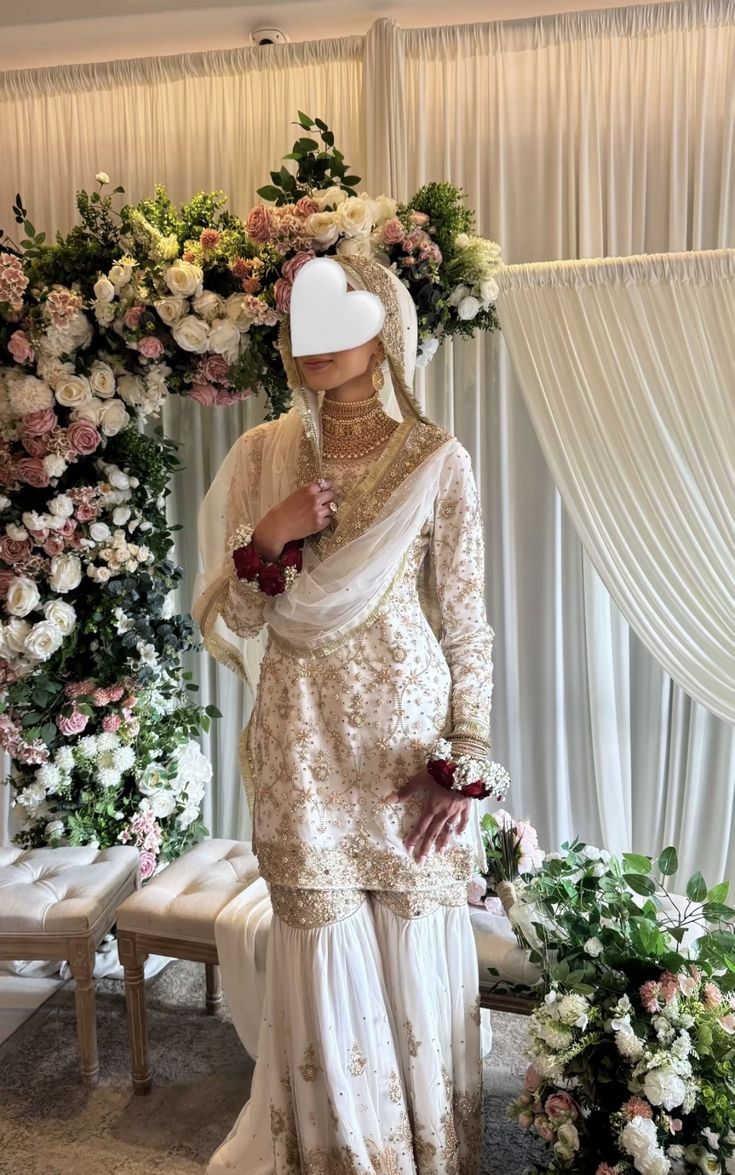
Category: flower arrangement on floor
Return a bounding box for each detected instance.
[0,114,502,869]
[505,840,735,1175]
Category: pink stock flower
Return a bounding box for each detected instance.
[23,408,58,436]
[15,457,49,488]
[123,305,144,329]
[67,420,102,456]
[245,205,273,242]
[57,707,89,736]
[640,981,663,1013]
[190,383,218,406]
[137,335,164,360]
[8,330,34,364]
[137,850,157,881]
[0,535,32,564]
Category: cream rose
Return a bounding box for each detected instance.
[70,399,103,426]
[338,197,373,238]
[155,296,188,326]
[93,277,116,303]
[116,375,146,406]
[98,400,129,437]
[224,294,254,331]
[3,617,31,655]
[172,315,209,354]
[315,186,348,210]
[336,235,373,259]
[25,620,64,661]
[207,318,241,364]
[6,576,41,617]
[43,599,76,635]
[306,211,341,249]
[89,362,116,399]
[108,264,132,288]
[49,554,82,594]
[93,301,116,327]
[55,373,93,408]
[165,261,203,298]
[192,290,225,322]
[371,194,398,225]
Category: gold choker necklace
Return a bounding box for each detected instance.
[321,393,398,460]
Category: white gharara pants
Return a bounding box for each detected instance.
[207,886,484,1175]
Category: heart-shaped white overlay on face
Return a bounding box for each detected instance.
[290,257,386,356]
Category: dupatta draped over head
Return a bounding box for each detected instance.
[191,255,459,694]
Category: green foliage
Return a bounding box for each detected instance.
[256,113,360,205]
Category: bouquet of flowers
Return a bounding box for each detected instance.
[505,841,735,1175]
[468,809,543,943]
[0,112,502,869]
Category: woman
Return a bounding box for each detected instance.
[192,254,504,1175]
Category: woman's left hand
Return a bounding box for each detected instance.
[388,768,471,862]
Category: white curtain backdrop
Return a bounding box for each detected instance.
[1,1,733,889]
[494,249,735,724]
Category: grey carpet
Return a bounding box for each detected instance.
[0,960,544,1175]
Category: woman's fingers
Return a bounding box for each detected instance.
[414,810,449,862]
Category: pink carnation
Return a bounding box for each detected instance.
[75,502,98,523]
[295,196,319,217]
[137,335,164,360]
[102,713,121,733]
[622,1097,653,1121]
[8,330,34,364]
[92,688,111,706]
[107,682,125,702]
[199,228,220,250]
[57,707,89,736]
[273,278,292,313]
[137,850,157,881]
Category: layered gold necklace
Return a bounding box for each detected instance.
[321,393,399,460]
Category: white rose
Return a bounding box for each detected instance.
[95,171,110,184]
[449,283,470,307]
[155,296,188,326]
[6,576,40,617]
[165,261,203,298]
[45,819,66,839]
[335,234,373,259]
[91,565,112,583]
[24,619,64,661]
[207,317,241,364]
[172,315,209,353]
[371,194,398,225]
[49,554,82,594]
[338,197,373,238]
[416,337,440,368]
[43,454,67,479]
[93,277,116,303]
[89,522,111,542]
[89,362,116,399]
[1,617,31,655]
[642,1068,687,1111]
[148,790,177,819]
[6,523,28,540]
[71,398,103,426]
[480,278,500,305]
[9,376,54,416]
[48,495,74,519]
[107,467,130,490]
[43,598,76,635]
[306,210,341,248]
[315,185,348,209]
[98,399,129,437]
[55,373,92,408]
[457,295,482,321]
[116,374,145,406]
[584,937,604,957]
[108,264,131,288]
[93,300,116,327]
[192,290,225,322]
[112,506,132,526]
[224,293,253,331]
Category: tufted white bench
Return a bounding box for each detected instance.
[117,838,540,1093]
[0,844,140,1084]
[116,837,260,1093]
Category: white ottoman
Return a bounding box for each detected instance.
[0,844,140,1084]
[116,838,259,1094]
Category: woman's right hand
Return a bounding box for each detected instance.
[252,481,334,560]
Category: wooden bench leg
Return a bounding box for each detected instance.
[68,938,99,1086]
[118,930,152,1095]
[205,962,223,1013]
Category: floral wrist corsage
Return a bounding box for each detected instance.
[228,523,303,598]
[427,737,510,801]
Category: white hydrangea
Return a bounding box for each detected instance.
[642,1067,687,1111]
[17,781,47,812]
[54,745,75,771]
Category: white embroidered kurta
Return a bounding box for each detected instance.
[220,423,495,904]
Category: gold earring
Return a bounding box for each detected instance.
[372,350,385,392]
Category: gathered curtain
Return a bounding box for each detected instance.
[494,249,735,725]
[1,0,733,888]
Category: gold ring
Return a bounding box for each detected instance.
[329,500,338,514]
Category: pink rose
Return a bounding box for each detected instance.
[16,457,49,487]
[137,335,164,360]
[123,305,144,329]
[23,408,58,436]
[43,536,65,556]
[22,436,50,457]
[59,519,78,539]
[138,850,157,881]
[67,419,102,455]
[245,205,273,242]
[57,707,89,736]
[295,196,319,217]
[8,330,34,364]
[273,278,292,313]
[281,250,316,283]
[545,1093,579,1121]
[409,210,430,226]
[190,383,218,406]
[198,354,230,384]
[534,1116,554,1142]
[382,217,406,246]
[0,535,32,564]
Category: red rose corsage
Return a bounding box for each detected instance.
[229,524,303,597]
[427,737,510,801]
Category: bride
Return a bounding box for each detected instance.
[192,254,504,1174]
